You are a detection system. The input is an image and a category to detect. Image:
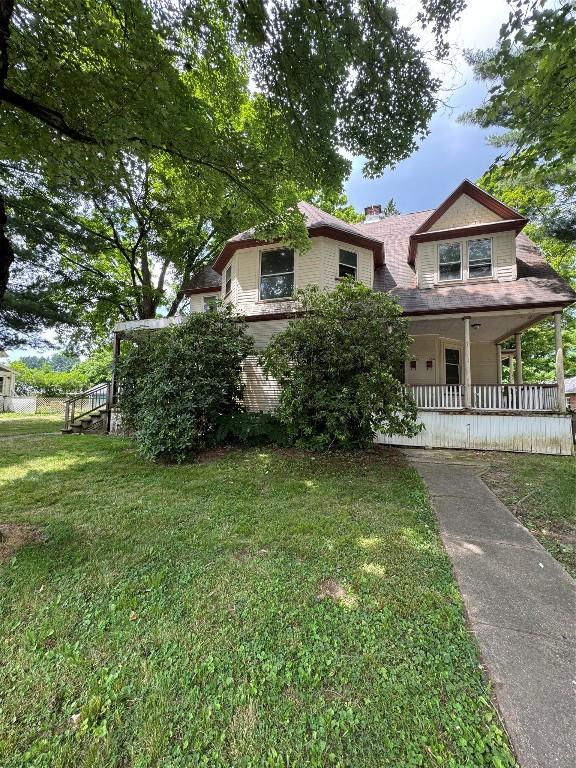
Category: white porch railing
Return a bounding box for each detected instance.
[408,385,463,410]
[407,384,559,412]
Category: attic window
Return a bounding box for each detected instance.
[438,242,462,281]
[260,248,294,300]
[468,238,492,278]
[338,249,357,279]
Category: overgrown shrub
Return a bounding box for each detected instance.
[261,280,420,449]
[116,309,254,462]
[214,411,289,447]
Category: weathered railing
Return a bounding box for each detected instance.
[408,384,463,410]
[63,382,111,430]
[407,384,559,412]
[472,384,558,411]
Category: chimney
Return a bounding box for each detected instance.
[364,204,382,223]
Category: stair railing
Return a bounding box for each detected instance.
[64,382,111,431]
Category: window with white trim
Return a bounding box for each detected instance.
[438,242,462,281]
[224,264,232,296]
[259,248,294,300]
[338,249,357,279]
[467,238,492,278]
[203,296,217,312]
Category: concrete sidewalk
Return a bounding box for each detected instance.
[406,450,576,768]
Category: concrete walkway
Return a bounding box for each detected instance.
[405,449,576,768]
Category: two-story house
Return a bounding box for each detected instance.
[112,180,576,454]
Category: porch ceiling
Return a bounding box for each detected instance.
[407,309,554,343]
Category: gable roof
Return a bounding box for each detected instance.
[211,201,384,274]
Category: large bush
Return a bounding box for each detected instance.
[261,280,419,448]
[116,309,254,461]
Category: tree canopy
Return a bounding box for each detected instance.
[0,0,465,347]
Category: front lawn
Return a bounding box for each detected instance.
[481,452,576,577]
[0,413,63,436]
[0,435,516,767]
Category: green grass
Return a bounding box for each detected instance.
[0,435,516,767]
[481,452,576,577]
[0,413,63,435]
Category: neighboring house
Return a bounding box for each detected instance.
[565,376,576,411]
[0,359,16,398]
[113,180,576,454]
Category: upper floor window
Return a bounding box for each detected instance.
[260,248,294,300]
[468,238,492,278]
[224,264,232,296]
[438,242,462,281]
[203,296,218,312]
[339,249,357,279]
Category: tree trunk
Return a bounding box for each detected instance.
[0,0,15,305]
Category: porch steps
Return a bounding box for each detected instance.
[61,406,109,435]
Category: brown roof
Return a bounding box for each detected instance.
[185,266,222,294]
[185,198,576,314]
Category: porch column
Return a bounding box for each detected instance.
[110,332,122,407]
[508,355,515,384]
[496,343,502,385]
[463,316,472,408]
[514,332,523,384]
[554,311,566,411]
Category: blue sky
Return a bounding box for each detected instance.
[345,0,509,214]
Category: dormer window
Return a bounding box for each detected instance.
[260,248,294,300]
[338,249,357,279]
[468,238,492,278]
[438,242,462,281]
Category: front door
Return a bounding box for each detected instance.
[445,348,461,385]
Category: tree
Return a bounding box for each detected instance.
[477,169,576,380]
[261,280,419,449]
[116,309,254,462]
[461,1,576,186]
[381,199,401,217]
[1,0,466,346]
[11,345,112,394]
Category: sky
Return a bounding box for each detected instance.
[344,0,511,214]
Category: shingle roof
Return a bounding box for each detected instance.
[186,266,222,292]
[185,201,576,314]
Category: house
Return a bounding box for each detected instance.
[112,180,576,454]
[0,356,16,400]
[565,376,576,411]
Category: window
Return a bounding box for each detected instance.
[0,377,3,394]
[438,242,462,281]
[338,249,357,279]
[224,264,232,296]
[468,238,492,278]
[445,348,460,384]
[203,296,217,312]
[259,248,294,300]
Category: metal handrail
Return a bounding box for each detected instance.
[64,382,112,430]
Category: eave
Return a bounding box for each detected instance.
[183,285,221,296]
[408,218,528,264]
[212,224,384,275]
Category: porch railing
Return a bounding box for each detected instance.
[407,384,559,412]
[63,382,112,430]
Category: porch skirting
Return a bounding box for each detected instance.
[376,411,573,455]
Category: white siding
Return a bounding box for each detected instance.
[242,357,280,413]
[471,343,498,385]
[416,229,517,288]
[406,336,498,386]
[189,293,218,313]
[245,318,291,351]
[376,412,573,455]
[429,194,501,231]
[405,335,439,385]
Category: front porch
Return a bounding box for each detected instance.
[378,308,573,454]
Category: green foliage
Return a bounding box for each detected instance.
[477,170,576,380]
[381,199,401,217]
[0,436,517,767]
[462,1,576,181]
[116,310,254,462]
[261,280,419,449]
[11,347,112,395]
[214,411,289,447]
[1,0,466,346]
